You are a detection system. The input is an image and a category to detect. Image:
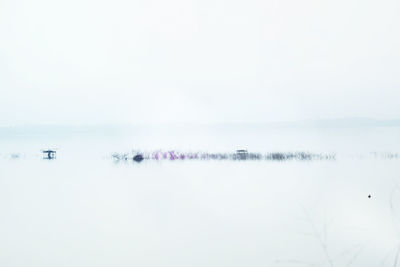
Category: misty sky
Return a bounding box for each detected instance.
[0,0,399,126]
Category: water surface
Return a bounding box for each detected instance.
[1,126,399,266]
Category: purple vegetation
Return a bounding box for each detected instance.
[112,150,335,163]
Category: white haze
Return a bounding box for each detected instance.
[1,0,400,126]
[2,1,400,266]
[1,127,400,267]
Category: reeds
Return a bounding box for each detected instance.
[111,150,336,163]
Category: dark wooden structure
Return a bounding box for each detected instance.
[236,149,248,160]
[42,150,56,159]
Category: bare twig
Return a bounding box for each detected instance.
[302,208,334,267]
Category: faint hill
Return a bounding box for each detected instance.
[0,118,400,139]
[298,118,400,128]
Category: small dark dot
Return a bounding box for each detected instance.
[368,195,371,198]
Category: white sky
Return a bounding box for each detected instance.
[0,0,399,125]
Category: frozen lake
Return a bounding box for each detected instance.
[1,125,400,266]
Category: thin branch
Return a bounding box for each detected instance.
[302,208,334,267]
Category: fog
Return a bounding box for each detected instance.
[1,126,400,266]
[1,0,400,126]
[1,0,400,266]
